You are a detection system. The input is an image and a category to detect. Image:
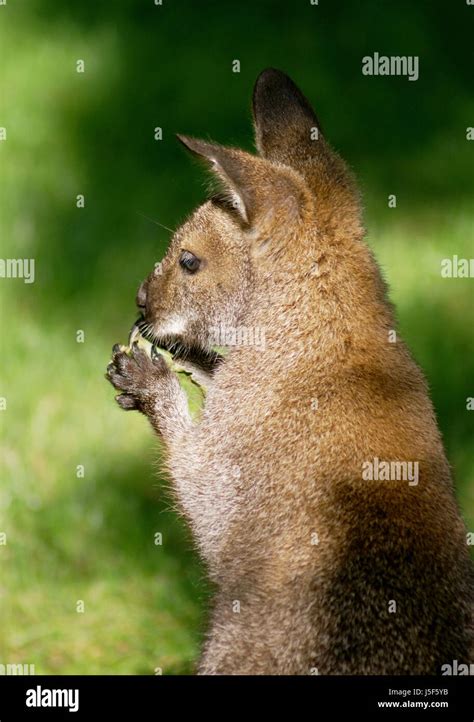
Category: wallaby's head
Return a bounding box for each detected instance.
[136,68,362,358]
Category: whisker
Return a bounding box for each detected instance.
[136,211,175,234]
[133,322,223,372]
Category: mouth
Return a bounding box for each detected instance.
[134,317,224,373]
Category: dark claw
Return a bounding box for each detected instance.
[131,345,153,371]
[107,370,125,390]
[112,343,122,355]
[114,351,131,372]
[116,394,138,410]
[131,343,146,360]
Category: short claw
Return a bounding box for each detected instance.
[116,394,137,410]
[130,343,151,369]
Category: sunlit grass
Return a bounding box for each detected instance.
[367,206,474,527]
[0,312,209,674]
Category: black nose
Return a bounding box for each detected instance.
[136,282,147,310]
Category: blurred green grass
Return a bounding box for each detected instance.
[0,0,473,674]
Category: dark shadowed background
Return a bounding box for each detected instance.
[1,0,473,673]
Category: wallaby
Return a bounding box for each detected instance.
[106,69,473,674]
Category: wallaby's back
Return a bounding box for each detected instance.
[196,70,473,674]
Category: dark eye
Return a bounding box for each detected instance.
[179,250,201,274]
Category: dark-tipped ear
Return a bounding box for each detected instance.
[177,133,310,230]
[253,68,322,160]
[252,69,363,239]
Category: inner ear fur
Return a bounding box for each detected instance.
[177,134,312,235]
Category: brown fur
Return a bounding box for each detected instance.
[106,69,473,674]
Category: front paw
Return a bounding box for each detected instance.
[105,343,171,413]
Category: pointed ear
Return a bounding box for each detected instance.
[253,69,363,239]
[176,134,311,231]
[252,68,322,161]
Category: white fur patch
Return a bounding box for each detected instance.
[157,315,186,337]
